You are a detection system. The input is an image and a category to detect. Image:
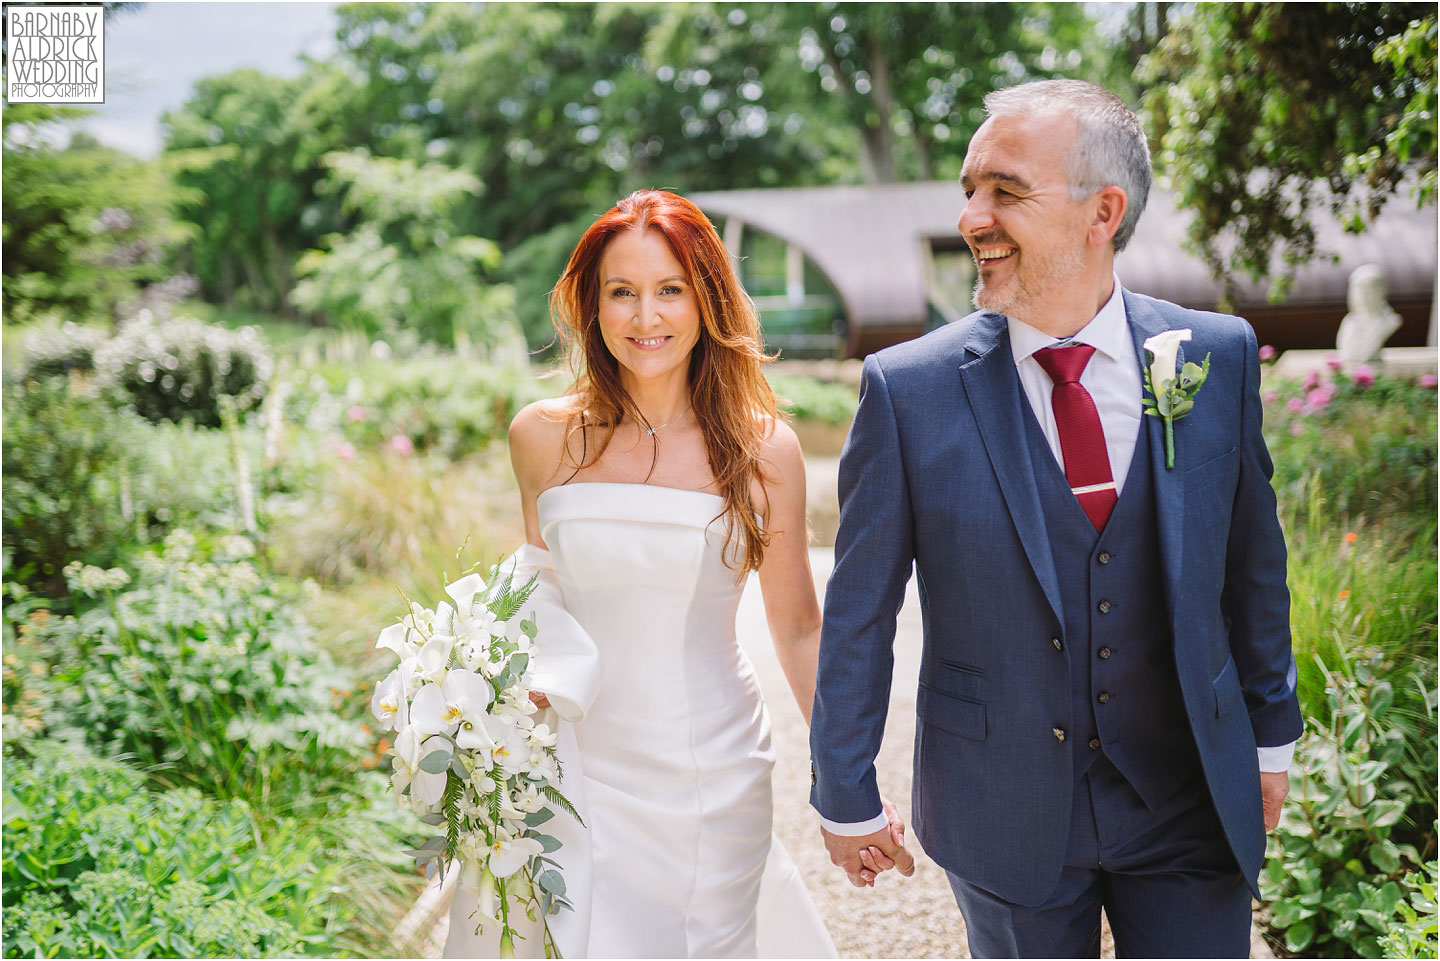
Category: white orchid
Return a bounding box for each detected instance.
[370,668,409,732]
[1144,328,1192,392]
[391,727,449,806]
[410,669,494,739]
[485,833,545,879]
[414,633,456,685]
[376,622,419,660]
[445,572,486,619]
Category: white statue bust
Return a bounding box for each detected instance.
[1336,264,1401,364]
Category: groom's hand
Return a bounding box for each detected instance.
[821,799,915,887]
[1260,770,1290,831]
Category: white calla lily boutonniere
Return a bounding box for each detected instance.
[1142,328,1211,469]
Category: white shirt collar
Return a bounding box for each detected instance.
[1007,275,1129,368]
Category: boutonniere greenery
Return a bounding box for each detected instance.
[1142,328,1211,470]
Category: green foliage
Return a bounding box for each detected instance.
[766,371,858,425]
[290,149,518,348]
[1380,855,1439,959]
[5,533,372,820]
[1142,3,1438,307]
[1263,654,1437,958]
[1264,369,1438,522]
[1,378,147,593]
[88,313,273,427]
[2,742,367,958]
[2,127,197,325]
[1259,371,1438,958]
[287,353,552,461]
[11,321,110,380]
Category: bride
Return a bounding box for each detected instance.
[443,190,895,958]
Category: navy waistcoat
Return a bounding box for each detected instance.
[1021,404,1201,809]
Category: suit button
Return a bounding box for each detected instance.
[1098,552,1112,565]
[1052,727,1067,742]
[1098,647,1112,659]
[1097,599,1112,614]
[1052,637,1063,652]
[1088,737,1101,750]
[1097,691,1111,704]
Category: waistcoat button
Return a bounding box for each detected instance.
[1052,727,1067,742]
[1098,551,1112,565]
[1052,637,1063,652]
[1097,691,1111,704]
[1088,737,1101,750]
[1097,599,1112,614]
[1098,647,1112,659]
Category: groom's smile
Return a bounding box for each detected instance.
[958,111,1107,335]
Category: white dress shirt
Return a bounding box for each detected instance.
[821,279,1292,839]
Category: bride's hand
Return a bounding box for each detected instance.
[528,691,551,709]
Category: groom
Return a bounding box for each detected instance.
[809,79,1303,957]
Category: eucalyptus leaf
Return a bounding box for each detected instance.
[420,749,453,774]
[537,869,565,896]
[524,808,555,827]
[531,833,561,853]
[420,813,447,826]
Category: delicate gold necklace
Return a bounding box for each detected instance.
[644,407,691,437]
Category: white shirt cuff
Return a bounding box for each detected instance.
[1257,742,1296,773]
[819,810,890,836]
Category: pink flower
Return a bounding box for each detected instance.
[388,434,415,456]
[1352,364,1376,388]
[1286,398,1305,414]
[347,405,367,422]
[1290,420,1306,436]
[336,441,357,461]
[1326,357,1343,371]
[1306,388,1333,410]
[1303,371,1321,391]
[1263,390,1279,404]
[1421,374,1438,389]
[1258,345,1277,362]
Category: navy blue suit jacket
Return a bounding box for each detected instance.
[809,289,1304,905]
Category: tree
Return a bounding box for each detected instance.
[3,113,195,325]
[1141,3,1437,306]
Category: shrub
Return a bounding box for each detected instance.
[2,742,365,958]
[286,354,552,461]
[5,532,372,821]
[1,378,146,593]
[1380,855,1439,959]
[92,312,272,427]
[767,371,859,426]
[12,322,110,381]
[1263,653,1437,957]
[1264,369,1438,523]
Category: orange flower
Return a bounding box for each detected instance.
[360,724,372,736]
[361,756,379,770]
[377,738,392,754]
[1338,590,1351,600]
[1344,532,1358,544]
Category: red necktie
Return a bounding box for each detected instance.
[1034,345,1117,531]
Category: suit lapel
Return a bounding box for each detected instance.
[1123,290,1185,625]
[958,313,1063,628]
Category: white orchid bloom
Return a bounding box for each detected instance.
[370,669,408,731]
[411,669,493,739]
[486,834,545,879]
[445,572,486,620]
[487,715,535,776]
[1144,328,1192,391]
[503,615,534,651]
[414,634,455,685]
[376,622,419,661]
[511,781,548,814]
[390,727,448,806]
[433,600,457,637]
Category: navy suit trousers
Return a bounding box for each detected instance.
[947,755,1252,959]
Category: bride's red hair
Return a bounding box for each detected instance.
[550,190,779,574]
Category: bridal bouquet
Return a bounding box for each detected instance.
[370,559,579,956]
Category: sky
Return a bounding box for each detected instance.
[78,2,341,156]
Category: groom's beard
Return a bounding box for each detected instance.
[971,230,1089,323]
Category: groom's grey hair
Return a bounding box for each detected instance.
[983,79,1152,252]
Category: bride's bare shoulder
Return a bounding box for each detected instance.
[509,397,580,489]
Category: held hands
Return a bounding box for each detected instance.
[528,691,551,710]
[1260,770,1290,831]
[820,797,915,888]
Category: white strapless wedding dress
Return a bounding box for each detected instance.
[443,482,836,959]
